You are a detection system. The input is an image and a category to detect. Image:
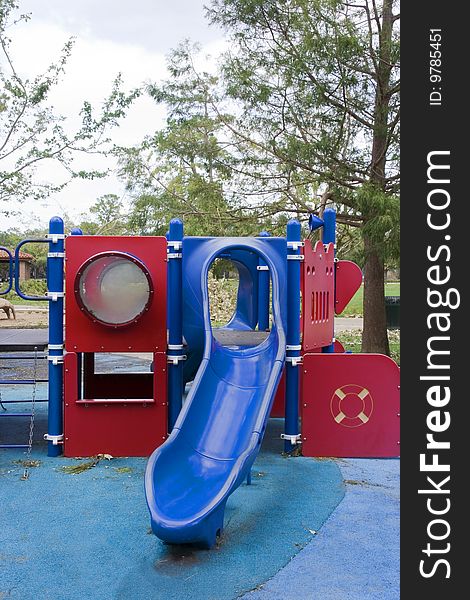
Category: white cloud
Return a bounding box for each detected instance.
[19,0,224,54]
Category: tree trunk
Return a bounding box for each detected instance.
[362,234,389,354]
[361,0,394,355]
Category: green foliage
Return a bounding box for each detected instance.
[120,42,282,237]
[207,0,400,249]
[78,194,128,235]
[207,0,399,353]
[0,1,139,212]
[2,277,47,303]
[336,183,400,265]
[340,328,400,365]
[118,42,240,237]
[16,277,47,295]
[118,3,399,262]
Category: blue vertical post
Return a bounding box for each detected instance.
[47,217,65,457]
[257,231,271,331]
[71,228,83,399]
[322,208,336,354]
[165,230,170,326]
[167,219,184,431]
[284,220,302,452]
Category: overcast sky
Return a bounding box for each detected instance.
[1,1,226,230]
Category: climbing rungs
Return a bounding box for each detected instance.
[0,379,48,385]
[0,444,29,449]
[0,413,33,417]
[0,398,47,404]
[0,354,47,360]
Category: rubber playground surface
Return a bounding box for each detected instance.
[1,356,399,600]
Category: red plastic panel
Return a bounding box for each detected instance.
[301,353,400,457]
[270,369,286,417]
[334,260,362,314]
[301,240,335,351]
[65,236,167,352]
[64,352,168,457]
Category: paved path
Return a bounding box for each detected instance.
[13,305,48,312]
[243,458,399,600]
[0,328,48,351]
[335,317,363,332]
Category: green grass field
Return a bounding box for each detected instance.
[339,282,400,317]
[339,329,400,365]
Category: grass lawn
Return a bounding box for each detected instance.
[339,329,400,365]
[339,282,400,317]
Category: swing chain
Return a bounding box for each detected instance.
[21,347,38,481]
[0,359,5,410]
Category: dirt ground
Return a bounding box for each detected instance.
[0,307,48,329]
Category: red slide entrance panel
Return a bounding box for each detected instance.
[301,240,335,351]
[335,260,362,315]
[301,353,400,457]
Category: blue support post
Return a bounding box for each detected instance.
[283,220,302,452]
[46,217,65,457]
[322,208,336,354]
[70,228,83,398]
[167,219,184,431]
[257,231,271,331]
[165,230,170,329]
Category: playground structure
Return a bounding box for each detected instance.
[0,209,399,548]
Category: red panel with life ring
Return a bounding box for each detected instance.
[301,353,400,457]
[330,384,374,428]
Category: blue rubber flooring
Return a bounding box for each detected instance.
[1,398,345,600]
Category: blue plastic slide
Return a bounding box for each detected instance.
[145,237,287,547]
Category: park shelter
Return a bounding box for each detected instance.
[0,249,33,281]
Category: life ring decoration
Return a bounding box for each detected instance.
[330,384,374,428]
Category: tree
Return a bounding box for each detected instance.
[119,42,253,237]
[78,194,128,235]
[207,0,400,353]
[0,0,139,211]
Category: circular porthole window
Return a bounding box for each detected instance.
[74,252,153,327]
